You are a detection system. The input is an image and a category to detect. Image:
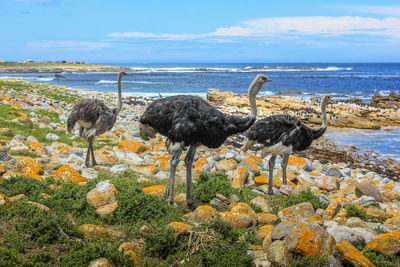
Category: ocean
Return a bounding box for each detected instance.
[1,62,399,161]
[1,63,400,100]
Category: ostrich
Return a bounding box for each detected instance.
[67,71,126,167]
[139,74,272,206]
[243,95,330,194]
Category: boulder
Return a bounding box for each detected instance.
[315,176,340,191]
[278,202,315,221]
[219,211,252,228]
[87,180,119,216]
[355,181,383,203]
[335,241,374,267]
[365,231,400,257]
[326,225,374,246]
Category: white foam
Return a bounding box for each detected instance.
[36,78,54,82]
[122,92,207,99]
[97,80,116,84]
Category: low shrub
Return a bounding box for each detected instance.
[193,172,237,202]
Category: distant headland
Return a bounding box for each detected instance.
[0,60,131,73]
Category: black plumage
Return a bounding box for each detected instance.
[140,95,256,148]
[139,74,271,206]
[67,72,126,167]
[243,95,330,194]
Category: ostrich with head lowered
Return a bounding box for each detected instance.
[243,95,330,194]
[67,71,126,167]
[139,74,271,206]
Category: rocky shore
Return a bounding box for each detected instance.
[0,79,399,266]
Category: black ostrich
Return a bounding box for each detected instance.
[243,95,330,194]
[67,72,126,167]
[139,74,272,206]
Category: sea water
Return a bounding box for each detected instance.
[1,63,399,160]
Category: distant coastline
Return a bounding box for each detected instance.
[0,62,131,73]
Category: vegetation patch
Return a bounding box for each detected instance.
[287,254,328,267]
[193,172,238,202]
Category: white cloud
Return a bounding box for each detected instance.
[347,5,400,16]
[107,16,400,42]
[27,41,112,50]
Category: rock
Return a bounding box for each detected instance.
[315,176,340,191]
[87,180,119,216]
[370,92,400,109]
[110,164,130,174]
[257,213,278,225]
[335,241,374,267]
[271,221,299,240]
[239,158,260,176]
[266,240,287,266]
[366,206,390,221]
[77,224,125,240]
[0,150,13,162]
[0,128,13,137]
[0,193,11,205]
[194,205,217,219]
[231,202,257,226]
[355,181,383,202]
[333,207,348,224]
[325,167,343,177]
[219,211,252,228]
[55,165,85,183]
[142,185,166,197]
[45,133,59,141]
[365,231,400,257]
[257,225,274,240]
[278,202,315,221]
[285,222,335,256]
[131,166,157,176]
[125,152,145,164]
[342,195,376,207]
[382,191,400,202]
[206,88,234,103]
[345,217,367,228]
[323,201,342,220]
[209,194,230,211]
[215,159,238,173]
[166,222,193,234]
[250,197,272,213]
[88,258,113,267]
[230,166,249,188]
[279,185,295,195]
[117,140,146,153]
[326,225,374,246]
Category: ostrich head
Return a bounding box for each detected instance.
[249,74,272,96]
[248,74,271,117]
[119,71,127,77]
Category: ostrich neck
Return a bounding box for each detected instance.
[248,82,262,117]
[115,75,123,114]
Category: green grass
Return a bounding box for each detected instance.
[288,254,328,267]
[8,149,39,158]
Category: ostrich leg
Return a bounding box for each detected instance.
[90,137,97,166]
[268,156,277,194]
[85,140,91,167]
[184,145,198,206]
[281,154,289,185]
[165,149,182,204]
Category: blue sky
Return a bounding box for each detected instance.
[1,0,400,62]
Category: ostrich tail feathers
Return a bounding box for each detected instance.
[139,123,157,141]
[242,140,255,153]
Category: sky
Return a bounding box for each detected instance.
[1,0,400,63]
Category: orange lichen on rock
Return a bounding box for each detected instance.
[2,172,22,181]
[231,202,257,226]
[55,165,86,183]
[142,185,166,197]
[244,153,263,164]
[323,200,342,220]
[255,176,268,185]
[158,160,169,171]
[257,213,278,225]
[117,140,146,153]
[365,231,400,257]
[278,202,315,221]
[131,166,158,176]
[166,222,193,234]
[285,222,334,257]
[22,166,43,181]
[335,240,374,267]
[17,116,32,125]
[219,211,252,228]
[231,166,249,188]
[256,225,274,240]
[240,158,260,175]
[307,215,323,224]
[194,205,217,219]
[333,207,348,224]
[288,156,307,166]
[16,156,42,171]
[29,142,47,154]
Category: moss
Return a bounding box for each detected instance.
[288,254,328,267]
[193,172,238,202]
[346,205,368,221]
